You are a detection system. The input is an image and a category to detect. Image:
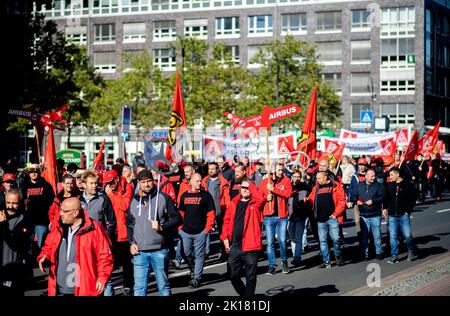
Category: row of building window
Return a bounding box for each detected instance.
[67,10,384,46]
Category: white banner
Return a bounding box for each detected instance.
[203,132,296,161]
[322,136,396,156]
[339,127,411,146]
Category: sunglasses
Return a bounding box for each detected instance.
[29,170,38,173]
[240,186,249,190]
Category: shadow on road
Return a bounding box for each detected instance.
[265,284,339,296]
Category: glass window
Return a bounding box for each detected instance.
[123,23,146,42]
[351,9,370,30]
[94,52,116,73]
[351,40,371,63]
[316,11,341,32]
[282,13,307,34]
[351,73,370,94]
[380,103,415,127]
[216,17,240,37]
[381,7,415,37]
[184,19,208,39]
[94,24,115,42]
[317,42,342,65]
[381,38,415,68]
[248,15,273,35]
[153,48,176,70]
[321,73,342,92]
[65,26,87,45]
[153,20,176,41]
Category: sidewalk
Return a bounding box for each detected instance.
[343,252,450,296]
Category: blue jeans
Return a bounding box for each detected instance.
[179,230,207,281]
[317,217,341,263]
[288,218,306,262]
[264,217,288,268]
[360,216,382,257]
[388,214,414,257]
[133,248,171,296]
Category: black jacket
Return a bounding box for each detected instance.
[23,177,55,225]
[0,211,32,286]
[351,181,385,218]
[383,180,416,217]
[220,164,234,182]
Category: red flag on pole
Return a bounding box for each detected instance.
[41,126,58,195]
[165,72,187,163]
[418,120,441,154]
[403,130,419,161]
[298,83,318,161]
[93,139,106,183]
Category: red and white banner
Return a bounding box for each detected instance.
[203,132,296,161]
[339,128,411,146]
[322,135,398,156]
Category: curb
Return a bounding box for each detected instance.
[342,252,450,296]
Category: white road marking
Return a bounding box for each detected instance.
[437,209,450,213]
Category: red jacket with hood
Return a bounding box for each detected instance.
[306,180,347,224]
[260,176,293,218]
[37,210,114,296]
[220,182,265,252]
[107,180,134,242]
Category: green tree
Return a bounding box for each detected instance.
[172,38,249,128]
[7,13,104,134]
[244,35,342,130]
[90,50,170,133]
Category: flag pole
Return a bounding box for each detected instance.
[34,126,42,164]
[265,128,273,212]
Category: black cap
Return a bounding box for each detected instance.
[137,169,153,181]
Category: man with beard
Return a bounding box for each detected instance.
[201,162,230,259]
[0,174,17,210]
[230,164,246,200]
[260,163,292,275]
[288,171,311,267]
[0,189,32,295]
[221,178,265,296]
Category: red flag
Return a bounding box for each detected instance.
[322,139,345,164]
[403,130,418,161]
[379,137,397,157]
[41,126,58,195]
[165,72,187,163]
[418,121,441,154]
[298,83,318,161]
[93,138,106,172]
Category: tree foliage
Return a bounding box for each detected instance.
[90,51,171,131]
[244,35,342,130]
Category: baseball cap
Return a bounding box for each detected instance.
[358,158,367,165]
[103,170,118,184]
[2,173,16,182]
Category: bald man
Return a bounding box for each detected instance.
[37,197,114,296]
[178,173,216,288]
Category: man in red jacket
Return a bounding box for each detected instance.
[37,197,113,296]
[221,178,265,296]
[103,169,134,296]
[306,172,346,268]
[260,163,293,275]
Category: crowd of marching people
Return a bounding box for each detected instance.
[0,151,449,297]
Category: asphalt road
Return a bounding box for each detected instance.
[25,192,450,296]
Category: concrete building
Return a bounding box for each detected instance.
[35,0,449,162]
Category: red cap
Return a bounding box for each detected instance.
[383,156,394,166]
[358,158,367,165]
[2,173,16,182]
[103,170,118,184]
